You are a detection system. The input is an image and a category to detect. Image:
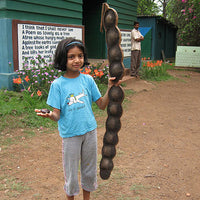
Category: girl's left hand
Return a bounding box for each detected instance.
[108,77,122,88]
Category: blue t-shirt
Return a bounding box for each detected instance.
[47,73,101,138]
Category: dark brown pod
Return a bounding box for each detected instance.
[108,85,124,103]
[100,169,112,180]
[106,27,120,47]
[103,131,119,145]
[102,145,116,158]
[108,45,123,64]
[40,109,50,114]
[107,102,123,117]
[109,62,124,82]
[106,116,121,132]
[100,157,114,170]
[104,9,117,29]
[100,2,124,181]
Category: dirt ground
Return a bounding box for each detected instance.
[1,69,200,200]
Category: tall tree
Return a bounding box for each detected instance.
[166,0,200,46]
[137,0,159,15]
[156,0,171,18]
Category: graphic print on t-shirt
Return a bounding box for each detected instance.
[67,90,87,106]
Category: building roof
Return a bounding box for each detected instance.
[137,15,178,30]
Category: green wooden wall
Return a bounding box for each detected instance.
[138,16,177,60]
[83,0,138,59]
[0,0,83,25]
[0,0,138,60]
[141,30,151,59]
[83,0,106,59]
[107,0,138,29]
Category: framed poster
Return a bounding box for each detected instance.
[120,30,131,57]
[12,20,84,70]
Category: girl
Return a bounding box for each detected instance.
[35,37,120,200]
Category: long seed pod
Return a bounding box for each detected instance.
[100,3,125,180]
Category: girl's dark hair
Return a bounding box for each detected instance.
[53,37,89,71]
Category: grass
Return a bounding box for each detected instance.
[0,62,185,130]
[0,176,30,198]
[0,90,56,132]
[131,184,151,194]
[0,62,175,149]
[0,61,173,146]
[140,62,175,81]
[92,166,128,199]
[0,83,135,147]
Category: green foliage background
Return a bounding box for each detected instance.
[137,0,200,46]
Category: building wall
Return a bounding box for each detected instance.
[165,25,177,58]
[0,18,13,73]
[107,0,138,29]
[84,0,138,60]
[155,18,177,60]
[83,0,106,59]
[0,0,83,24]
[140,28,152,59]
[137,17,157,60]
[0,0,139,89]
[138,16,177,60]
[155,19,166,60]
[0,0,84,89]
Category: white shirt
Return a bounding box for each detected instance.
[131,28,143,51]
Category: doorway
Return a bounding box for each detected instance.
[83,0,106,59]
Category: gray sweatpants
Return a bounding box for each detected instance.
[62,129,97,196]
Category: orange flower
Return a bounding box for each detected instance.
[156,60,162,66]
[80,69,85,73]
[13,77,22,84]
[25,76,30,82]
[150,63,154,68]
[13,78,17,84]
[18,77,22,84]
[98,71,104,78]
[85,67,91,74]
[147,61,151,67]
[37,90,42,96]
[94,69,99,76]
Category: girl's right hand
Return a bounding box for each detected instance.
[35,109,52,118]
[35,108,60,121]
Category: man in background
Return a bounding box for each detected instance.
[130,21,144,78]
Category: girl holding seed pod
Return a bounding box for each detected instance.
[35,37,121,200]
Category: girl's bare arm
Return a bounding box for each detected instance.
[96,77,121,110]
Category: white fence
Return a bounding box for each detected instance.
[175,46,200,67]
